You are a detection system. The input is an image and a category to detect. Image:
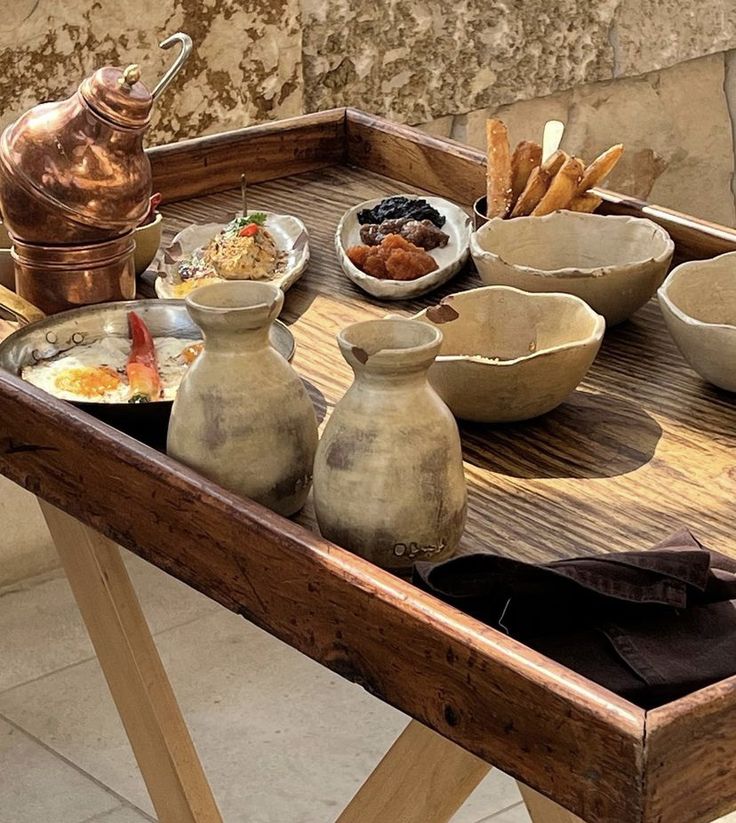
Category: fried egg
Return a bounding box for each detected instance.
[22,336,203,403]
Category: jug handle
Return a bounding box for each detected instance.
[0,283,46,326]
[152,32,193,101]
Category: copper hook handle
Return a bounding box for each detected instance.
[152,32,192,102]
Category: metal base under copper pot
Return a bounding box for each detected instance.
[11,232,136,315]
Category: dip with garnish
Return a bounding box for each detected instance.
[201,213,280,280]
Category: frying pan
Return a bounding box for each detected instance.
[0,285,296,448]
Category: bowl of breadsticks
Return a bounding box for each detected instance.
[473,118,623,225]
[471,119,675,325]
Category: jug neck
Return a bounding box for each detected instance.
[337,318,442,385]
[184,281,283,352]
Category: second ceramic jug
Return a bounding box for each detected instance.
[167,281,318,516]
[313,318,467,571]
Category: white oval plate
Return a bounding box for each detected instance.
[335,196,472,300]
[155,211,310,300]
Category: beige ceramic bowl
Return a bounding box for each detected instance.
[412,285,605,422]
[134,211,163,276]
[658,252,736,391]
[470,212,674,326]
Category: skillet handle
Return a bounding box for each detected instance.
[0,283,46,326]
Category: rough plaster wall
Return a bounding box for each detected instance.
[0,0,303,144]
[2,0,736,142]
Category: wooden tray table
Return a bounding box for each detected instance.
[2,108,736,823]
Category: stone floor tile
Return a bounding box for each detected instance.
[479,802,530,822]
[452,771,522,823]
[81,807,153,822]
[0,717,120,822]
[0,549,218,694]
[0,606,520,822]
[0,475,57,587]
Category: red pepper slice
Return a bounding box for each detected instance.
[126,312,162,403]
[238,223,259,237]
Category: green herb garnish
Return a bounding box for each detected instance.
[225,213,268,237]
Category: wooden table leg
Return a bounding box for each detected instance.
[335,718,491,823]
[518,782,586,822]
[39,501,223,823]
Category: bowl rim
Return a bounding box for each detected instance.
[335,194,472,294]
[412,285,606,367]
[658,251,736,332]
[135,210,163,232]
[470,212,675,279]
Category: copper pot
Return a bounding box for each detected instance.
[0,33,191,244]
[12,233,136,315]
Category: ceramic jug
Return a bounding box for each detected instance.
[313,318,467,571]
[167,281,318,516]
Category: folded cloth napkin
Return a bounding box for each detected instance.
[413,529,736,708]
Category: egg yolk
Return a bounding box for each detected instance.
[55,366,121,398]
[180,342,203,364]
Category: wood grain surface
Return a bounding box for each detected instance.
[2,114,736,822]
[644,675,736,823]
[153,166,736,566]
[148,109,346,204]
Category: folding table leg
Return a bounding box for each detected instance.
[518,782,586,822]
[38,501,223,823]
[335,718,491,823]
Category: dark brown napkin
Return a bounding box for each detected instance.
[413,529,736,708]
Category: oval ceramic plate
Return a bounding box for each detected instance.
[335,195,471,300]
[155,211,310,299]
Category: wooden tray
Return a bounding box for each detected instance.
[2,108,736,823]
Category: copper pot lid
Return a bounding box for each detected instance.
[78,33,194,130]
[80,65,153,130]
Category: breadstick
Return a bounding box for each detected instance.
[486,119,513,218]
[510,140,542,206]
[510,167,551,217]
[541,149,568,176]
[576,144,624,194]
[532,156,585,216]
[569,192,603,213]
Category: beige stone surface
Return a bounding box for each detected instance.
[0,550,218,693]
[612,0,736,78]
[302,0,621,122]
[85,809,151,823]
[566,54,735,226]
[0,475,57,586]
[2,1,736,144]
[431,53,736,226]
[0,717,121,822]
[0,0,302,145]
[0,602,522,822]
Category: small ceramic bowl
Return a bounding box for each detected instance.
[155,211,309,299]
[335,195,471,300]
[658,252,736,391]
[134,211,163,275]
[412,285,605,422]
[470,212,674,326]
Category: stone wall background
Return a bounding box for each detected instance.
[1,1,736,223]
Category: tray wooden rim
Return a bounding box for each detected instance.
[1,107,735,823]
